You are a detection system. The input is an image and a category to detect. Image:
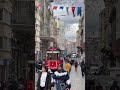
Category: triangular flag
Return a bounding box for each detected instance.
[53,6,58,10]
[60,6,64,10]
[48,6,50,9]
[72,7,76,17]
[77,7,81,16]
[66,7,69,15]
[37,4,42,9]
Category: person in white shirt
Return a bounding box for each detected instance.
[36,65,51,90]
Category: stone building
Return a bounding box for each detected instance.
[57,20,65,51]
[49,14,58,47]
[85,0,105,64]
[35,0,41,61]
[40,0,53,60]
[99,0,120,77]
[12,0,35,80]
[76,14,85,56]
[0,0,14,81]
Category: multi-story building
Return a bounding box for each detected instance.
[99,0,120,77]
[35,0,41,61]
[57,20,65,51]
[53,18,59,47]
[76,14,85,56]
[12,0,35,80]
[40,0,52,60]
[85,0,105,64]
[0,0,14,81]
[65,41,77,54]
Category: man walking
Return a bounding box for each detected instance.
[81,60,85,77]
[75,61,78,71]
[53,64,71,90]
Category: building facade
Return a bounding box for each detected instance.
[85,0,105,64]
[57,20,65,51]
[99,0,120,77]
[40,0,53,60]
[76,14,85,56]
[12,0,35,80]
[49,14,58,47]
[0,0,14,81]
[35,0,41,61]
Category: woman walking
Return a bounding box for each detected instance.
[36,65,51,90]
[75,61,78,71]
[65,61,72,74]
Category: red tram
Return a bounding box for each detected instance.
[45,47,63,70]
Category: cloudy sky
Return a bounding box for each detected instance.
[51,0,84,41]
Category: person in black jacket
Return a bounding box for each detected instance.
[36,65,51,90]
[81,60,85,77]
[75,61,78,71]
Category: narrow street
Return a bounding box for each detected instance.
[70,65,85,90]
[35,64,85,90]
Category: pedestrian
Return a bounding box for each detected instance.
[75,61,78,71]
[81,60,85,77]
[65,61,72,74]
[0,80,4,90]
[70,60,74,66]
[110,80,120,90]
[53,64,71,90]
[36,65,51,90]
[18,77,25,90]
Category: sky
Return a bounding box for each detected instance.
[51,0,84,42]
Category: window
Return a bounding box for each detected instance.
[0,37,3,48]
[47,53,60,60]
[8,39,11,49]
[0,9,3,20]
[4,37,7,49]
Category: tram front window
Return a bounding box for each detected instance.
[47,53,60,60]
[47,53,52,60]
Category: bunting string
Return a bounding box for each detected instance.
[54,0,81,6]
[52,6,82,17]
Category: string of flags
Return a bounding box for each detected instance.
[54,0,81,5]
[52,6,82,17]
[36,3,82,17]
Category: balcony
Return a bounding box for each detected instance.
[40,25,55,42]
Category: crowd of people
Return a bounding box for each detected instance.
[64,56,86,77]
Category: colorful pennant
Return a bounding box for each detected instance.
[60,6,64,10]
[52,5,82,17]
[77,7,81,16]
[53,6,58,10]
[37,4,42,9]
[72,7,76,17]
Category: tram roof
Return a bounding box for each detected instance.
[47,47,61,51]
